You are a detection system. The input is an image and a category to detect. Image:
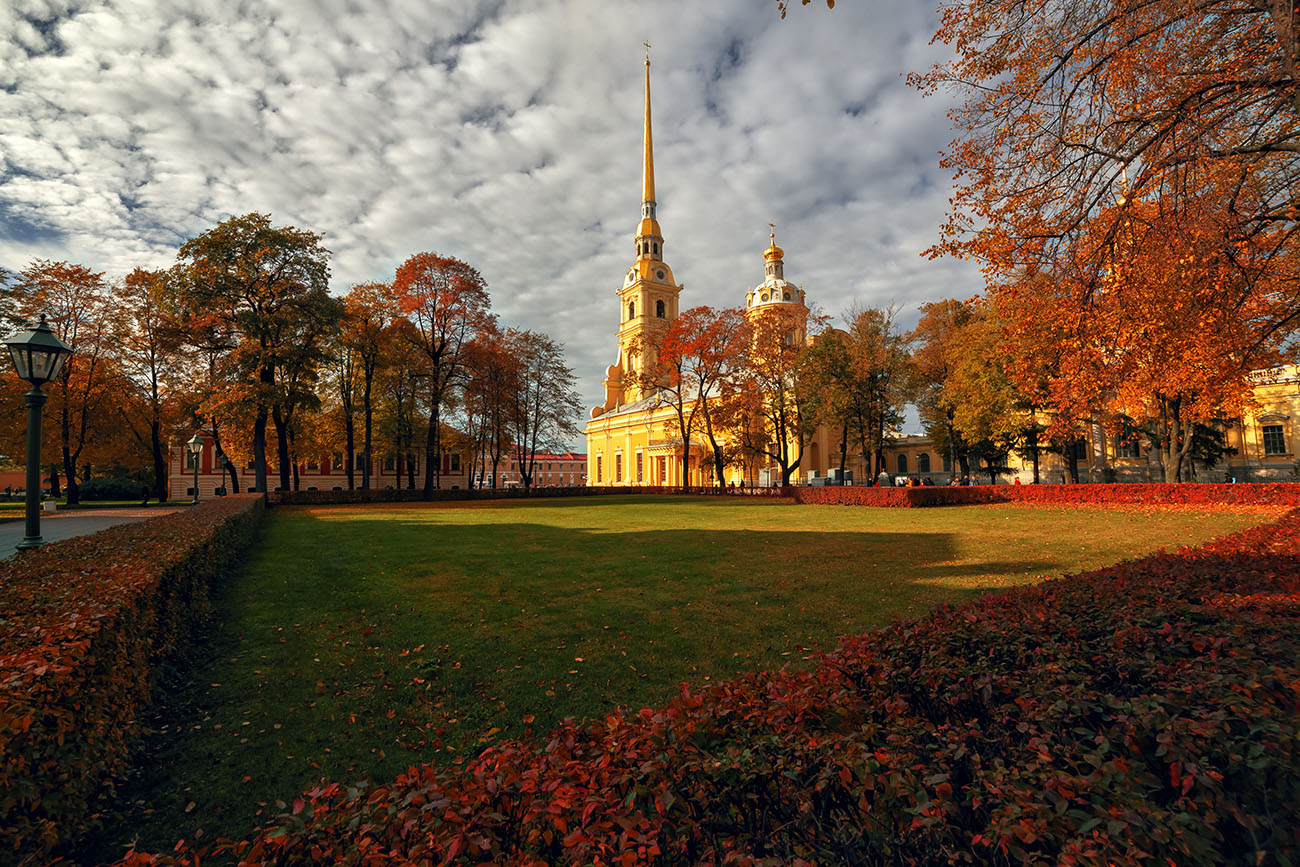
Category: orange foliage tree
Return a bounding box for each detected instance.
[391,253,493,497]
[113,268,183,500]
[915,0,1300,278]
[915,0,1300,434]
[998,189,1298,481]
[5,261,117,504]
[171,214,336,493]
[642,306,749,489]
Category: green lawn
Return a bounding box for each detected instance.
[85,495,1282,860]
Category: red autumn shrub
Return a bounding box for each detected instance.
[121,504,1300,866]
[793,482,1300,508]
[0,494,265,864]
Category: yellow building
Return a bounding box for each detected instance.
[584,54,811,487]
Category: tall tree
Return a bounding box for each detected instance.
[644,306,749,489]
[909,299,977,481]
[170,213,333,493]
[114,268,182,500]
[506,329,582,491]
[728,305,820,486]
[999,191,1297,481]
[5,261,115,505]
[461,326,517,489]
[342,281,393,489]
[391,253,492,497]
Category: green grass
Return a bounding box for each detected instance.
[85,495,1282,859]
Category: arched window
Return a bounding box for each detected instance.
[897,454,908,473]
[656,299,665,318]
[652,242,659,255]
[783,291,791,301]
[628,301,635,319]
[942,453,952,472]
[917,453,931,473]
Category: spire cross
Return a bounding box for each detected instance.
[644,40,651,63]
[770,221,776,243]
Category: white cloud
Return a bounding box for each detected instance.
[0,0,981,426]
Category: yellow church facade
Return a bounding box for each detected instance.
[584,53,817,488]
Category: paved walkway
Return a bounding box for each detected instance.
[0,506,186,558]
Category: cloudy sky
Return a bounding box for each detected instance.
[0,0,980,419]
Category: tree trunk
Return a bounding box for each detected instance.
[273,405,291,491]
[345,413,356,490]
[423,403,439,499]
[253,403,269,493]
[1063,437,1080,484]
[61,401,80,506]
[212,422,240,494]
[47,463,61,497]
[1027,428,1041,484]
[150,418,168,500]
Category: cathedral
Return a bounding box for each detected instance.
[583,52,821,488]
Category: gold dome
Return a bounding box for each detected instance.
[763,223,783,262]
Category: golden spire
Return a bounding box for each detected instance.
[642,42,655,206]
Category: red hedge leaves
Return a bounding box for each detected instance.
[0,494,265,864]
[792,481,1300,507]
[121,501,1300,865]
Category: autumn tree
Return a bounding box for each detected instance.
[998,191,1297,482]
[461,327,518,489]
[726,304,821,486]
[376,318,423,490]
[4,261,116,504]
[908,299,976,480]
[391,253,492,497]
[113,268,183,499]
[643,306,751,489]
[342,281,393,489]
[505,329,582,491]
[170,213,334,493]
[818,305,912,477]
[915,0,1300,345]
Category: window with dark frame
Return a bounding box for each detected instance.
[1262,424,1287,456]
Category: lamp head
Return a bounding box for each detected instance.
[4,315,73,387]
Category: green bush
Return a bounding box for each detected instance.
[78,477,148,501]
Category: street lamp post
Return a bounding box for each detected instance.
[187,433,203,505]
[4,315,74,552]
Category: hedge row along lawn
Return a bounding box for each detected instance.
[0,494,266,866]
[75,495,1286,863]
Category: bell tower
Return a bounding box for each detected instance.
[597,45,683,414]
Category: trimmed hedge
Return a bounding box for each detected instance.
[267,485,788,506]
[793,481,1300,508]
[120,503,1300,865]
[0,494,265,864]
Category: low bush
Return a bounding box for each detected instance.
[120,504,1300,865]
[78,476,148,501]
[794,481,1300,508]
[0,494,265,865]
